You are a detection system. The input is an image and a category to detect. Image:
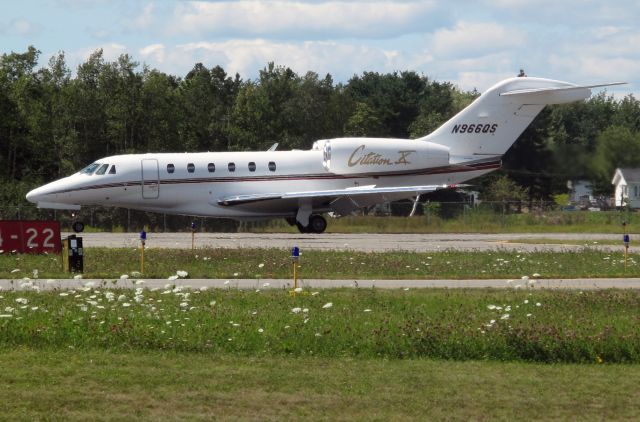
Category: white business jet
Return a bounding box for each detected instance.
[26,76,623,233]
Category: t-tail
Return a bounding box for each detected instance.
[417,77,625,163]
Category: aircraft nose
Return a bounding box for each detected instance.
[26,184,54,204]
[26,187,41,203]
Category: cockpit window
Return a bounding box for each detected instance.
[80,163,100,175]
[95,164,109,175]
[108,165,116,174]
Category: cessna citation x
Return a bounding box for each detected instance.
[26,76,623,233]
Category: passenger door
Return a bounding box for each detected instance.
[141,159,160,199]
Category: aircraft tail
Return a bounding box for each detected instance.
[417,77,624,160]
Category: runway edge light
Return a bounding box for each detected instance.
[290,246,300,296]
[140,230,147,274]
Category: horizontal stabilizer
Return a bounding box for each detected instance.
[500,82,626,96]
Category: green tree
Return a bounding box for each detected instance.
[592,125,640,192]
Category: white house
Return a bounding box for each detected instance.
[568,180,594,206]
[612,168,640,208]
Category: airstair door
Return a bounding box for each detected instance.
[141,159,160,199]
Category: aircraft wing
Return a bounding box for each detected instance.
[217,184,459,215]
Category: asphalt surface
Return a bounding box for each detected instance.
[64,232,633,252]
[3,278,640,290]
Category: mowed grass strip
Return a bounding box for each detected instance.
[1,288,639,363]
[1,247,639,279]
[0,349,638,421]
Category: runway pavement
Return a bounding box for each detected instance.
[64,232,633,252]
[3,277,640,290]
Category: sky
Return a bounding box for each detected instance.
[1,0,639,96]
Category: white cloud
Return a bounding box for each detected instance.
[456,70,517,92]
[169,0,440,38]
[134,3,155,29]
[139,39,403,81]
[5,18,40,36]
[430,21,526,59]
[139,43,165,64]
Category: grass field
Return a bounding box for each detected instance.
[1,288,638,363]
[1,247,638,279]
[1,349,639,420]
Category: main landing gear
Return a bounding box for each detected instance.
[293,214,327,234]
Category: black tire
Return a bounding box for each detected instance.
[72,221,85,233]
[309,215,327,234]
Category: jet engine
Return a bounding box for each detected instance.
[318,138,450,175]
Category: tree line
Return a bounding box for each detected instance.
[2,45,640,212]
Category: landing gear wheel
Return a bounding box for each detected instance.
[72,221,85,233]
[296,222,311,233]
[308,214,327,234]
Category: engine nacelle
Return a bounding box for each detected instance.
[317,138,450,175]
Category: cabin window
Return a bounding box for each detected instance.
[228,162,236,172]
[268,161,276,172]
[187,163,195,173]
[248,162,256,172]
[208,163,215,173]
[108,165,116,174]
[95,163,109,175]
[167,164,175,174]
[80,163,100,175]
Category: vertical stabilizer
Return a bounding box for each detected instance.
[418,77,594,160]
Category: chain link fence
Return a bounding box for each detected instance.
[0,201,635,232]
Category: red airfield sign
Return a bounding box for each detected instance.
[0,220,62,254]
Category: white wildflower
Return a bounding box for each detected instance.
[117,294,127,302]
[258,328,264,333]
[119,274,129,280]
[167,275,178,281]
[294,287,302,293]
[364,309,372,312]
[536,302,542,307]
[0,315,12,318]
[322,302,333,309]
[59,292,69,297]
[10,269,20,274]
[15,298,28,305]
[291,307,302,314]
[176,270,188,278]
[258,263,265,268]
[73,274,83,280]
[122,303,131,307]
[501,314,510,320]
